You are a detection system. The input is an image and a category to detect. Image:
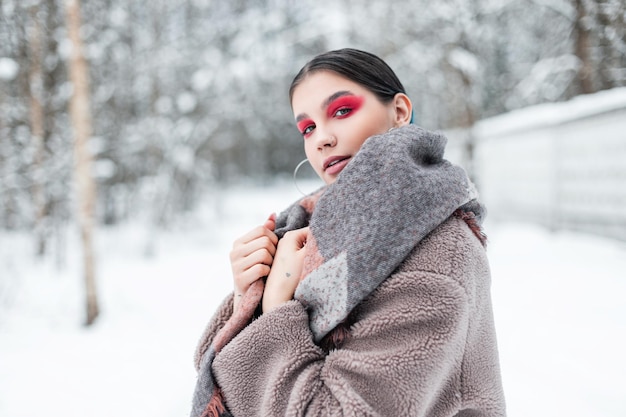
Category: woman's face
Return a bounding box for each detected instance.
[291,71,398,184]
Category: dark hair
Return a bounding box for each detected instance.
[289,48,407,105]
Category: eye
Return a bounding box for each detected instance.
[326,95,364,119]
[301,124,315,137]
[334,107,351,117]
[297,118,315,138]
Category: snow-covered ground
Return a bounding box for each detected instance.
[1,181,625,417]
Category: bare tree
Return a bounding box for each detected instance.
[589,0,626,90]
[27,3,48,256]
[64,0,99,326]
[573,0,595,94]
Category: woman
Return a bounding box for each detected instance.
[191,48,506,417]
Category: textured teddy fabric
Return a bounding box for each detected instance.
[196,216,506,417]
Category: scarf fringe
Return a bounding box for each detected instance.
[319,316,352,352]
[201,388,230,417]
[454,209,487,247]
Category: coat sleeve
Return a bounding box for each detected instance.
[193,293,234,372]
[211,267,472,417]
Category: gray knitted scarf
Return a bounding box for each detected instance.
[191,125,483,417]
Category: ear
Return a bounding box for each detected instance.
[391,93,412,126]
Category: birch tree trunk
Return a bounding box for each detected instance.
[574,0,595,94]
[64,0,99,326]
[28,4,48,256]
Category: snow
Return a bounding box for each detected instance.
[93,158,117,179]
[155,96,174,115]
[475,86,626,138]
[171,146,196,172]
[488,222,626,417]
[191,69,213,92]
[109,7,128,28]
[1,181,625,417]
[176,92,198,114]
[0,57,19,81]
[448,47,480,78]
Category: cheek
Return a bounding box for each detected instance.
[304,142,322,171]
[350,108,391,143]
[350,121,385,148]
[303,140,315,159]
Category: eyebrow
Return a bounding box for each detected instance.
[323,90,354,108]
[295,90,355,123]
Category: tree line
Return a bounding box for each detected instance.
[1,0,624,235]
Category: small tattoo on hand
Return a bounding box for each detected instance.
[286,272,291,278]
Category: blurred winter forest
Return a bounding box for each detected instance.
[1,0,625,237]
[3,2,626,410]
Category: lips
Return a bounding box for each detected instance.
[324,155,350,171]
[323,155,351,175]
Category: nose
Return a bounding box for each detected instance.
[315,132,337,150]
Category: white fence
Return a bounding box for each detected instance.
[445,87,626,241]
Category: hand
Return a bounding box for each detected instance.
[230,214,278,312]
[262,227,309,313]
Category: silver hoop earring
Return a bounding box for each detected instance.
[293,158,311,196]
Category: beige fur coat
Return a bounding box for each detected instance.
[194,216,506,416]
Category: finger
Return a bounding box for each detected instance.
[232,225,268,246]
[248,235,277,257]
[263,213,276,232]
[231,245,275,275]
[230,235,277,264]
[281,227,309,249]
[237,264,271,287]
[234,264,271,297]
[294,227,309,246]
[233,248,275,275]
[233,225,278,247]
